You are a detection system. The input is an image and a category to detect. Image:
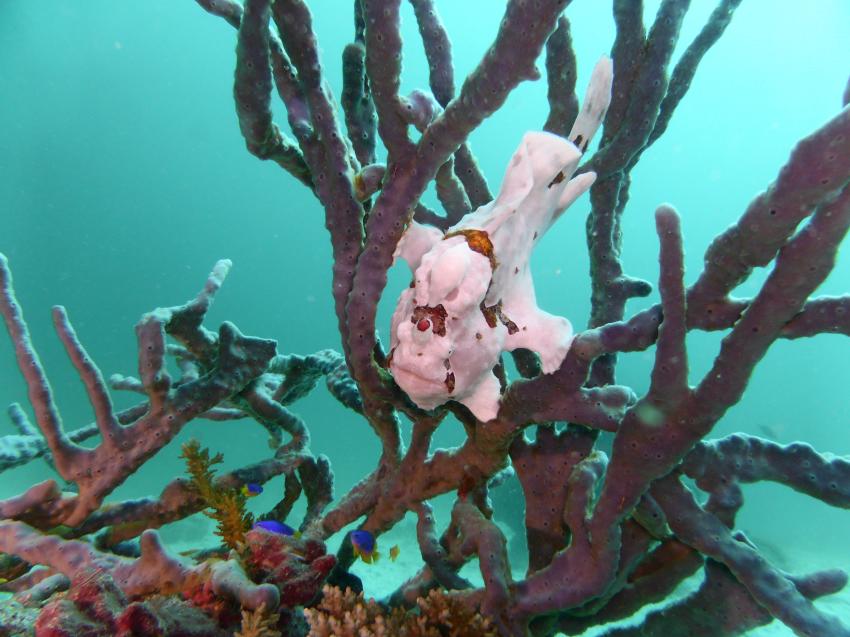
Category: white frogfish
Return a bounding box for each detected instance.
[389,57,613,421]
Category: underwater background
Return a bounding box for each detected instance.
[1,1,848,634]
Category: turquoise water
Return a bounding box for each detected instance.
[1,1,849,635]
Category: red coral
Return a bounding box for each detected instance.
[34,569,225,637]
[244,529,335,608]
[181,576,241,627]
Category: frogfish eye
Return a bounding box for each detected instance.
[416,318,431,332]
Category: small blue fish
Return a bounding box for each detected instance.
[254,520,299,537]
[241,482,263,497]
[350,529,380,564]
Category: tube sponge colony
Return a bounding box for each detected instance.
[1,1,850,636]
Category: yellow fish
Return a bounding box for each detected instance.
[389,545,400,562]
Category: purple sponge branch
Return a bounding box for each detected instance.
[781,295,850,338]
[238,0,394,514]
[362,0,413,161]
[401,90,473,224]
[454,142,493,209]
[510,426,596,574]
[646,0,744,147]
[588,183,850,543]
[0,255,79,484]
[1,403,100,473]
[522,175,848,634]
[585,0,689,360]
[0,255,276,526]
[553,101,850,386]
[693,182,850,423]
[543,16,579,138]
[408,0,492,207]
[584,1,746,388]
[234,0,311,186]
[408,0,454,107]
[657,293,850,340]
[382,500,478,607]
[227,0,368,398]
[512,460,619,621]
[599,559,848,637]
[689,104,850,307]
[0,521,280,611]
[589,0,689,178]
[648,205,688,407]
[341,41,378,167]
[0,481,66,525]
[652,475,850,637]
[270,0,368,355]
[503,207,687,510]
[414,501,472,591]
[562,452,609,549]
[195,0,243,28]
[450,498,513,624]
[509,173,833,624]
[54,306,123,442]
[599,0,645,150]
[555,539,702,635]
[683,434,850,513]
